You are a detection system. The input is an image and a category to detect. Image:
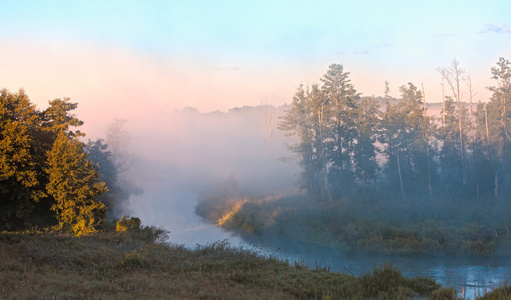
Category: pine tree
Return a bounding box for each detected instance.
[320,64,360,197]
[486,57,511,197]
[354,96,381,196]
[46,131,107,235]
[279,84,328,198]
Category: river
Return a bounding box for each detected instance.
[124,185,511,300]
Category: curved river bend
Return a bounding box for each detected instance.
[126,188,511,299]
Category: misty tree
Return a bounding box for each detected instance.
[279,84,330,199]
[381,83,432,200]
[436,96,468,192]
[257,101,275,151]
[485,57,511,197]
[353,96,381,196]
[441,60,467,186]
[85,138,118,211]
[278,59,511,203]
[105,119,134,173]
[472,101,496,196]
[86,119,142,216]
[320,64,360,197]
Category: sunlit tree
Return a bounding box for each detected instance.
[46,131,107,235]
[0,89,44,223]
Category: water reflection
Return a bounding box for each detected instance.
[239,234,511,299]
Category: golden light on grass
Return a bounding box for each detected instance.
[218,198,248,227]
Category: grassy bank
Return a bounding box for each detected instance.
[196,193,511,257]
[0,225,456,299]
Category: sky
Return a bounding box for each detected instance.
[1,0,510,137]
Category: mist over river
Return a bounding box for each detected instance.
[114,107,511,299]
[122,181,511,300]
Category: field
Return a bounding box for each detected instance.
[0,224,457,299]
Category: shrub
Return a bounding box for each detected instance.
[116,216,141,232]
[430,287,458,300]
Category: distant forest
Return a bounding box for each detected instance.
[280,58,511,202]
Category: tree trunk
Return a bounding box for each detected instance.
[397,152,405,201]
[422,83,432,197]
[495,172,499,199]
[319,105,332,202]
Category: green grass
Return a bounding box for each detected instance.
[1,226,451,299]
[196,193,511,257]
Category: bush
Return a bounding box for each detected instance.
[430,287,458,299]
[116,216,141,232]
[478,284,511,299]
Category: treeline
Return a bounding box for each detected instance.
[280,58,511,202]
[0,89,124,234]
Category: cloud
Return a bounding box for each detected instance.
[479,23,511,34]
[355,50,369,55]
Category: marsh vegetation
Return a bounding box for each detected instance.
[1,225,451,299]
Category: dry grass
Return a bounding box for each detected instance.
[218,198,248,227]
[0,227,446,299]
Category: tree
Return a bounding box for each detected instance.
[258,101,276,151]
[320,64,360,198]
[354,96,381,196]
[485,57,511,197]
[46,131,107,235]
[0,89,44,223]
[320,64,359,170]
[105,119,134,173]
[85,138,118,211]
[437,96,466,191]
[279,84,330,198]
[41,98,84,138]
[442,60,467,185]
[381,83,430,200]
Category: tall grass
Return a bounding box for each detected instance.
[1,226,451,299]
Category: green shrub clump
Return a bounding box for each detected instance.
[116,216,141,232]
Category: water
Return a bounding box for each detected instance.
[275,247,511,299]
[124,186,510,299]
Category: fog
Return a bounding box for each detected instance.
[84,102,511,299]
[107,105,300,246]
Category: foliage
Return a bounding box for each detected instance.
[196,193,511,257]
[0,88,113,233]
[429,287,458,300]
[46,131,107,235]
[0,229,448,299]
[116,216,142,232]
[477,283,511,299]
[279,58,511,203]
[0,89,44,222]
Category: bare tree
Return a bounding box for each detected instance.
[436,68,447,128]
[466,73,476,164]
[442,59,467,186]
[105,119,135,173]
[257,101,275,151]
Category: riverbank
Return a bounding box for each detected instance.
[195,193,511,257]
[0,226,454,299]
